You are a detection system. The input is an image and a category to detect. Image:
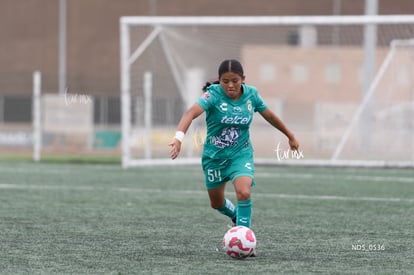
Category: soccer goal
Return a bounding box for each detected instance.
[120,15,414,168]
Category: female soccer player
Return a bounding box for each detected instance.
[169,59,299,229]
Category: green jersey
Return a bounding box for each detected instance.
[196,83,267,160]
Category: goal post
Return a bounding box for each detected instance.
[332,38,414,164]
[32,70,42,162]
[120,15,414,168]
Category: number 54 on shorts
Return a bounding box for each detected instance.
[207,169,222,182]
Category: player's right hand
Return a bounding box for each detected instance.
[169,139,181,159]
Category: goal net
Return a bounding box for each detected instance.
[332,39,414,165]
[120,15,414,168]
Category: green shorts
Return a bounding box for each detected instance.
[201,150,256,190]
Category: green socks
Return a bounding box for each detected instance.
[216,198,236,220]
[237,199,252,228]
[216,198,252,228]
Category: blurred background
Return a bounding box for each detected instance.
[0,0,413,164]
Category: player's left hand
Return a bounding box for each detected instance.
[289,137,299,152]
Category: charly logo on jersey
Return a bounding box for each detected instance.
[219,103,228,111]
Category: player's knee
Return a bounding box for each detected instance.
[236,190,251,201]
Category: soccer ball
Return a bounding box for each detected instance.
[222,226,257,259]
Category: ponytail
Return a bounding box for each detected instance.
[202,80,220,92]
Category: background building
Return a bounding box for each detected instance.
[0,0,413,159]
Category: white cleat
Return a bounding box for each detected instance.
[231,216,237,227]
[227,216,237,228]
[250,248,257,257]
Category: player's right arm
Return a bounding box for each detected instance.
[169,103,204,159]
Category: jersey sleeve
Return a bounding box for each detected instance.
[251,86,267,112]
[196,86,217,111]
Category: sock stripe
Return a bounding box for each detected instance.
[237,199,252,228]
[216,198,236,219]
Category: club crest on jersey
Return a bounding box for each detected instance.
[203,92,210,99]
[247,100,252,112]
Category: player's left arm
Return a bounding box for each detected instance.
[259,108,299,151]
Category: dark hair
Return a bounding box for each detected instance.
[218,59,244,78]
[202,59,244,91]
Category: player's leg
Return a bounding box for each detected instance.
[233,176,257,256]
[233,176,253,228]
[230,150,255,228]
[203,156,236,223]
[208,184,237,222]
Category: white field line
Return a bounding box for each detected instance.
[1,183,413,203]
[1,166,412,183]
[0,183,95,191]
[256,172,414,183]
[0,165,414,183]
[116,187,414,203]
[0,165,122,174]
